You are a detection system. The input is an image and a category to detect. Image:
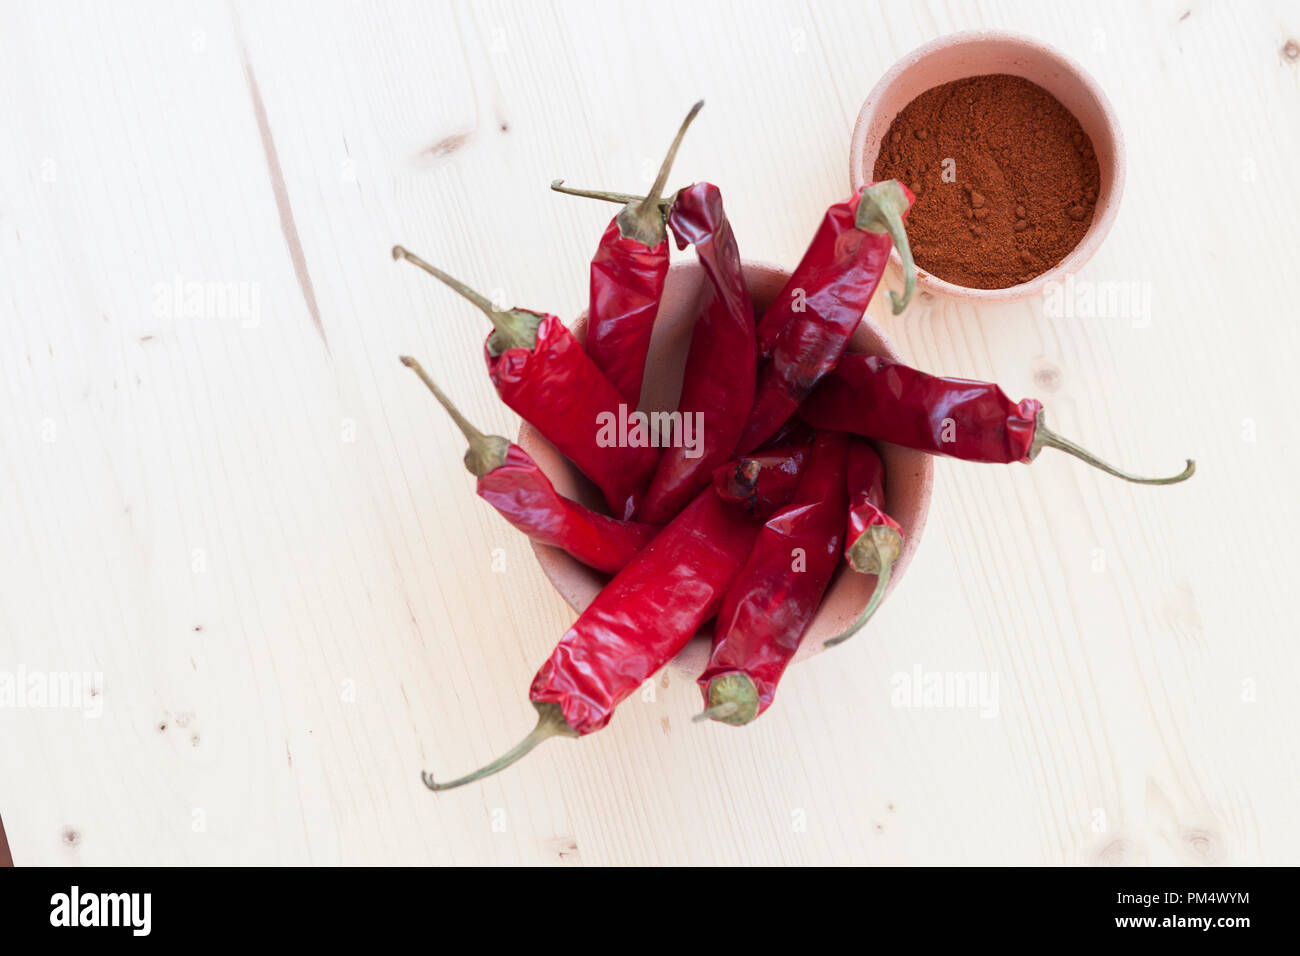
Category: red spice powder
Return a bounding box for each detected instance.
[872,74,1101,289]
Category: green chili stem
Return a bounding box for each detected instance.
[824,560,893,649]
[550,179,672,208]
[1030,412,1195,485]
[399,356,508,477]
[400,356,484,446]
[422,702,575,792]
[855,179,916,315]
[392,245,539,354]
[694,672,760,726]
[639,101,702,213]
[691,702,739,723]
[615,101,703,245]
[392,245,494,314]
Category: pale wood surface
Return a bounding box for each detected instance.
[2,0,1298,866]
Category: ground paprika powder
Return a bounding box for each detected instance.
[873,74,1101,289]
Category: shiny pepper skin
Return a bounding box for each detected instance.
[478,445,660,575]
[799,353,1042,463]
[585,219,669,408]
[486,313,661,519]
[639,183,757,524]
[530,489,760,734]
[736,183,913,453]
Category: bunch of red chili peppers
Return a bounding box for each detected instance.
[393,103,1195,789]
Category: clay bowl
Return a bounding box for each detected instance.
[519,260,933,673]
[849,30,1125,303]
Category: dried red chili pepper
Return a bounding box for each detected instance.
[734,180,917,453]
[423,489,760,790]
[800,354,1195,484]
[760,417,816,448]
[695,430,849,725]
[824,438,903,648]
[550,102,703,407]
[636,181,757,523]
[399,357,659,575]
[712,440,811,519]
[392,246,660,518]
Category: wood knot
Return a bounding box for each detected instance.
[1032,363,1063,393]
[1095,837,1132,866]
[415,130,474,167]
[1182,827,1224,863]
[545,837,580,863]
[1283,39,1300,62]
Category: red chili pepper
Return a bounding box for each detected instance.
[635,182,757,523]
[734,180,917,453]
[712,440,811,519]
[823,438,904,648]
[423,489,760,790]
[695,430,849,725]
[800,354,1195,484]
[399,357,659,575]
[760,417,816,448]
[551,102,703,407]
[393,246,660,518]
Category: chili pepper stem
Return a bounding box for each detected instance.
[826,561,894,650]
[1029,411,1195,485]
[392,245,541,356]
[422,702,577,792]
[825,524,901,648]
[694,672,760,726]
[399,356,509,476]
[691,702,738,723]
[856,180,916,314]
[615,101,704,246]
[550,179,675,210]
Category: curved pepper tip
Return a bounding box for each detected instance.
[826,526,900,649]
[421,702,576,792]
[616,102,705,245]
[1031,411,1197,485]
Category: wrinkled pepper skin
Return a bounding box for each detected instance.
[711,440,811,519]
[530,489,760,735]
[698,431,849,717]
[760,417,816,449]
[638,184,757,524]
[736,183,913,453]
[485,313,660,519]
[585,219,670,408]
[478,445,660,575]
[844,438,902,557]
[799,353,1042,463]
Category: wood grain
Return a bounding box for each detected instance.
[1,0,1297,865]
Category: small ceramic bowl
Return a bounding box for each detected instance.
[519,260,934,673]
[850,30,1125,303]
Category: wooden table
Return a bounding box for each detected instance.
[3,0,1297,866]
